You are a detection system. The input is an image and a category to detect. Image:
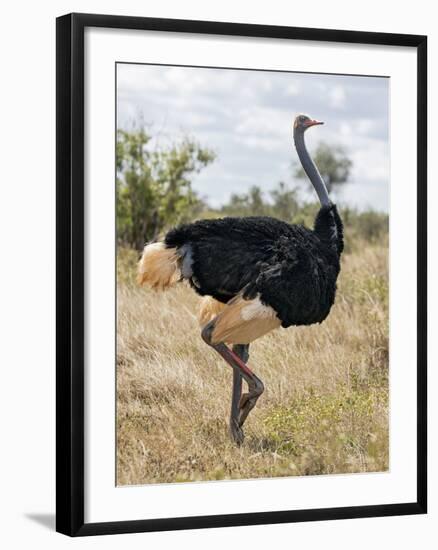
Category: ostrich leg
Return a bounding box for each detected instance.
[230,345,249,445]
[202,323,264,444]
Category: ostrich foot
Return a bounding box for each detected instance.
[229,418,245,446]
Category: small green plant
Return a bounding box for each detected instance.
[263,386,388,474]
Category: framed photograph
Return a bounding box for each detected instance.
[56,13,427,536]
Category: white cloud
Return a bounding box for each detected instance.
[235,106,290,138]
[350,144,390,184]
[285,82,300,96]
[329,85,346,109]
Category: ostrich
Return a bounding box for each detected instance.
[137,114,344,445]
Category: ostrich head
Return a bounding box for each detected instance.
[293,114,324,131]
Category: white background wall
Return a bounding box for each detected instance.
[0,1,435,547]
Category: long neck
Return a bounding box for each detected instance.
[294,129,331,207]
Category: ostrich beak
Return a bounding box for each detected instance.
[305,119,324,127]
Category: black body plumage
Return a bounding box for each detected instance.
[165,204,344,328]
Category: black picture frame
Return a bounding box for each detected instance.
[56,12,427,537]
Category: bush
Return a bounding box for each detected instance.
[117,127,215,250]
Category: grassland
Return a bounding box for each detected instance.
[116,237,389,485]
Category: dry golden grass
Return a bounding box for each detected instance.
[117,239,389,485]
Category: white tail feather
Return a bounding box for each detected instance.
[137,242,181,290]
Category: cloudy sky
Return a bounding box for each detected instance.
[117,63,389,212]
